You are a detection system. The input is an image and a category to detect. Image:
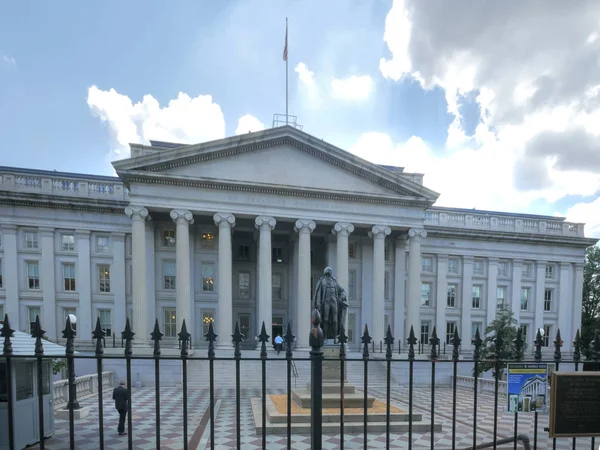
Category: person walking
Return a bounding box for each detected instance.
[112,381,128,436]
[274,334,283,355]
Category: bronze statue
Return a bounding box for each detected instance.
[312,267,348,342]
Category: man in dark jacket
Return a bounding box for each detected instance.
[112,381,128,436]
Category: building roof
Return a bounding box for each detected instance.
[5,331,69,357]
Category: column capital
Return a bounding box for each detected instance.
[213,212,236,228]
[488,257,499,265]
[560,261,571,270]
[437,254,449,262]
[39,227,55,237]
[369,225,391,239]
[111,232,126,242]
[0,224,17,233]
[125,206,149,221]
[170,209,194,225]
[332,222,354,236]
[255,216,276,231]
[512,259,523,267]
[408,228,427,240]
[75,229,91,239]
[294,219,316,233]
[463,255,474,263]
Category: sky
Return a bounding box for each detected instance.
[2,1,600,236]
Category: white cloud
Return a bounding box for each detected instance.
[2,55,16,68]
[235,114,265,135]
[330,75,374,101]
[294,62,322,107]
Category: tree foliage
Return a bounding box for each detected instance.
[582,246,600,357]
[475,306,521,377]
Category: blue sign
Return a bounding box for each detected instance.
[507,363,550,413]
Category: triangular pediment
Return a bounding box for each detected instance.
[113,126,439,203]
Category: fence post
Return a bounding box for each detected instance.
[310,309,324,450]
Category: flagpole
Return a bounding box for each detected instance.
[285,17,289,125]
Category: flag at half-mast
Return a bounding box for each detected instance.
[283,21,288,61]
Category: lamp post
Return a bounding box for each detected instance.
[64,314,80,411]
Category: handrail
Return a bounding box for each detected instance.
[459,434,531,450]
[291,360,298,388]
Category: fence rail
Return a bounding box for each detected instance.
[1,311,599,450]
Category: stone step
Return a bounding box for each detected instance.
[306,382,356,394]
[256,420,441,435]
[291,388,376,409]
[267,410,423,424]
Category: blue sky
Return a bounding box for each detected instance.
[2,0,600,235]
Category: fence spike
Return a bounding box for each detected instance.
[121,317,135,356]
[1,314,14,356]
[92,317,104,356]
[178,319,191,357]
[361,324,372,359]
[258,322,270,359]
[533,328,543,361]
[284,321,295,358]
[572,329,582,363]
[472,327,482,361]
[553,328,563,364]
[384,324,395,359]
[338,323,348,359]
[407,325,417,361]
[513,327,525,361]
[31,315,46,357]
[150,319,163,357]
[451,328,461,361]
[62,315,76,356]
[232,321,244,358]
[429,326,440,360]
[205,320,218,359]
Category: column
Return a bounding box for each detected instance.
[370,225,391,346]
[393,237,407,344]
[40,228,57,339]
[112,233,127,336]
[461,256,473,347]
[214,212,235,349]
[534,261,546,336]
[325,236,337,273]
[333,222,354,333]
[255,216,276,341]
[557,262,571,349]
[2,225,18,325]
[486,258,498,326]
[171,210,194,334]
[76,230,92,341]
[406,228,426,339]
[125,206,149,341]
[511,260,523,320]
[572,263,584,343]
[295,219,315,348]
[435,254,448,338]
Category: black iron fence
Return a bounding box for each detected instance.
[1,311,599,450]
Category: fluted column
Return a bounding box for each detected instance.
[125,206,150,341]
[461,256,474,346]
[393,237,407,343]
[435,254,448,339]
[534,261,546,337]
[486,258,498,326]
[406,228,426,339]
[40,227,57,339]
[255,216,276,343]
[214,212,235,349]
[370,225,391,345]
[171,210,194,335]
[333,222,354,334]
[295,219,316,349]
[2,225,18,327]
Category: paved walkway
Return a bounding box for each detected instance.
[27,385,595,449]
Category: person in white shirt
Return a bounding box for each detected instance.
[274,334,284,355]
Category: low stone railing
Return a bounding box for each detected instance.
[53,371,115,409]
[451,375,507,397]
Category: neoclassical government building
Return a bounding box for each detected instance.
[0,126,595,353]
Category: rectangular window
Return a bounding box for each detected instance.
[238,245,250,260]
[420,321,430,344]
[384,271,390,300]
[163,308,177,337]
[447,284,456,307]
[239,272,250,298]
[348,313,355,344]
[27,262,40,290]
[62,263,76,291]
[272,273,282,300]
[96,236,111,253]
[162,229,176,247]
[202,310,215,336]
[99,309,112,337]
[272,247,284,263]
[520,287,529,311]
[421,257,432,273]
[348,242,357,259]
[448,258,459,274]
[498,261,509,277]
[545,265,554,280]
[471,323,482,341]
[63,308,76,331]
[473,260,484,276]
[472,285,481,309]
[520,324,528,344]
[202,263,215,291]
[98,264,110,293]
[522,263,532,278]
[24,231,38,249]
[28,306,40,333]
[163,261,176,290]
[446,321,457,345]
[496,287,506,310]
[421,283,431,307]
[543,325,551,347]
[544,289,553,312]
[348,270,356,300]
[61,234,75,251]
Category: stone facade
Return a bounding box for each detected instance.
[0,126,596,354]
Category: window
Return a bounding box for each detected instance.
[239,272,250,298]
[496,287,506,310]
[96,236,110,253]
[163,308,177,337]
[27,262,40,289]
[202,263,215,291]
[421,257,432,273]
[544,289,553,312]
[28,306,40,333]
[272,247,284,263]
[543,325,551,347]
[520,287,530,310]
[238,245,250,260]
[421,283,431,307]
[202,310,215,336]
[498,261,509,277]
[448,258,459,274]
[98,264,110,293]
[384,271,390,300]
[24,231,38,249]
[471,323,482,341]
[62,263,76,291]
[522,263,532,278]
[473,259,484,276]
[272,273,283,300]
[348,270,356,300]
[447,284,456,307]
[99,310,112,337]
[520,324,528,344]
[15,362,33,401]
[61,234,75,251]
[446,321,457,345]
[0,258,3,288]
[472,285,481,309]
[545,264,554,280]
[163,261,176,290]
[349,242,357,259]
[162,229,176,247]
[348,313,356,344]
[420,321,430,344]
[63,308,76,331]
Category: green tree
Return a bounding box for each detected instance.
[474,306,521,378]
[582,246,600,358]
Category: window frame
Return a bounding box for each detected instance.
[202,262,215,292]
[61,233,75,251]
[420,282,431,307]
[472,285,482,309]
[447,284,456,308]
[544,288,553,312]
[163,260,176,291]
[26,261,40,290]
[98,309,112,337]
[24,231,39,249]
[445,321,457,345]
[98,264,111,293]
[95,236,111,254]
[62,263,76,292]
[520,287,530,311]
[163,308,177,338]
